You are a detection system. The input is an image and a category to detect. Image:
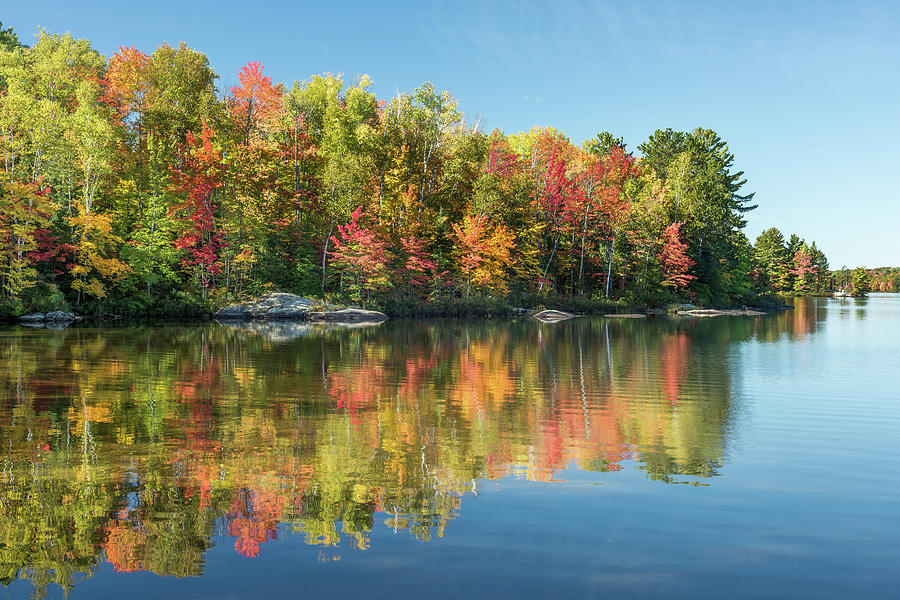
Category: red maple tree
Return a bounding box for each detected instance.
[658,222,695,289]
[329,206,392,297]
[170,122,225,298]
[228,61,284,141]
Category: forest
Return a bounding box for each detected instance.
[0,26,837,319]
[831,266,898,294]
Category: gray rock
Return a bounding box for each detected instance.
[215,293,313,320]
[215,293,389,324]
[45,311,76,322]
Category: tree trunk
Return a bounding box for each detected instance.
[321,218,334,296]
[579,208,589,296]
[605,236,614,299]
[537,232,562,294]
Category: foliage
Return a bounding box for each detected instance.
[851,267,871,297]
[0,25,838,315]
[658,223,695,289]
[329,206,392,300]
[452,214,515,297]
[169,123,224,299]
[0,22,23,53]
[0,180,54,305]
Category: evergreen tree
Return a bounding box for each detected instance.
[753,227,790,292]
[852,267,871,297]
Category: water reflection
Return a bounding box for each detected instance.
[0,305,827,597]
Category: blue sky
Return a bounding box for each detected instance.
[4,0,898,267]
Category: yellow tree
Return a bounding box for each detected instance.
[0,180,54,303]
[68,80,129,300]
[452,214,514,297]
[69,208,129,299]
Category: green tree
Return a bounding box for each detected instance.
[144,42,220,150]
[0,22,23,52]
[289,74,378,293]
[852,267,870,297]
[583,130,626,156]
[120,136,180,298]
[638,128,756,304]
[754,227,790,292]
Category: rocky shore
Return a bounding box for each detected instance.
[7,294,787,329]
[15,311,81,328]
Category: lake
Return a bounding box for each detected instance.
[1,296,898,599]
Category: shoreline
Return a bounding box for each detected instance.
[2,294,798,329]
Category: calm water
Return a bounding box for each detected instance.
[1,296,898,599]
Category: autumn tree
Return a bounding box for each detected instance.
[69,205,130,300]
[790,246,816,295]
[396,225,439,300]
[452,214,515,297]
[68,78,130,301]
[170,123,225,299]
[658,222,695,290]
[223,61,288,295]
[228,60,283,144]
[329,206,392,300]
[0,180,54,304]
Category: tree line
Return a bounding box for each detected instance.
[830,266,897,295]
[0,26,835,317]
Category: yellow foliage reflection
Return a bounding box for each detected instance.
[0,311,824,596]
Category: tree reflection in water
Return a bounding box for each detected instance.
[0,307,825,597]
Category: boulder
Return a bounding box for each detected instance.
[604,313,647,318]
[215,293,389,324]
[305,308,388,324]
[45,311,77,322]
[216,293,312,320]
[16,311,78,328]
[532,309,577,323]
